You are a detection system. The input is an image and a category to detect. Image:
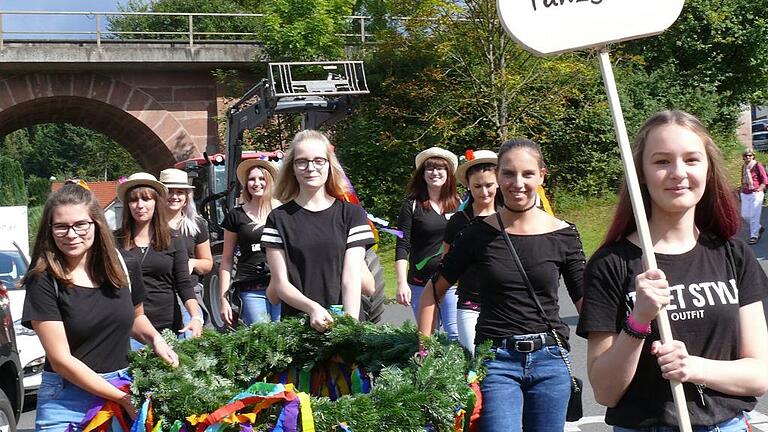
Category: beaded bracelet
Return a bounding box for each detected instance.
[622,315,652,339]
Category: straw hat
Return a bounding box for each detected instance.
[117,172,168,203]
[236,159,278,187]
[159,168,194,189]
[455,150,498,187]
[414,147,458,174]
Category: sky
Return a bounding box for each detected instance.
[1,0,123,39]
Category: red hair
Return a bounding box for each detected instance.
[602,110,740,248]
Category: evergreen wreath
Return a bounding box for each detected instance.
[129,316,490,432]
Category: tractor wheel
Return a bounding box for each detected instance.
[202,259,229,331]
[360,248,386,324]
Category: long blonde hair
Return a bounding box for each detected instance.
[241,165,278,219]
[275,130,349,202]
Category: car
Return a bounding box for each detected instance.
[754,131,768,152]
[753,118,768,133]
[0,241,44,398]
[0,241,26,430]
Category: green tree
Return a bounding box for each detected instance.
[0,156,28,206]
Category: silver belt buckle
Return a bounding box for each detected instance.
[514,340,535,353]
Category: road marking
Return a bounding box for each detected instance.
[563,411,768,431]
[565,415,606,431]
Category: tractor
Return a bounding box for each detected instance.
[175,61,386,330]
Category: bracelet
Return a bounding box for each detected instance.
[622,315,652,339]
[191,315,205,324]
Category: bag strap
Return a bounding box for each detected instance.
[494,212,578,387]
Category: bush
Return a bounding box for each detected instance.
[27,176,51,207]
[0,156,27,206]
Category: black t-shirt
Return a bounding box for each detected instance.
[576,235,768,428]
[444,208,487,308]
[21,251,146,373]
[221,206,270,286]
[262,200,375,317]
[439,221,585,345]
[119,236,194,332]
[171,216,209,286]
[395,199,454,285]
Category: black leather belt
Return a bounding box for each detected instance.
[482,335,558,353]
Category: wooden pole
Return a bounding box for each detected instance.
[597,49,693,432]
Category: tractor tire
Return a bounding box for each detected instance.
[360,248,386,324]
[202,259,229,332]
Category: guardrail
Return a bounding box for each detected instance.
[0,10,380,49]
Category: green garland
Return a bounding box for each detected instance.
[129,316,490,432]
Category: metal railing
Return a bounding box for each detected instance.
[0,10,380,49]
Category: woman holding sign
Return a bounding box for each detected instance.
[578,111,768,431]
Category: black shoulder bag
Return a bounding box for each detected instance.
[495,213,583,422]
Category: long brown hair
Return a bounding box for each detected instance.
[405,157,459,212]
[117,186,171,251]
[24,184,128,288]
[602,110,739,247]
[275,130,349,202]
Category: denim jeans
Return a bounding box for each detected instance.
[478,333,571,432]
[36,368,130,432]
[457,308,480,355]
[240,289,281,324]
[614,413,749,432]
[410,283,459,341]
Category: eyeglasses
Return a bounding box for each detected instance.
[745,154,755,159]
[51,221,94,238]
[294,157,329,171]
[425,165,448,172]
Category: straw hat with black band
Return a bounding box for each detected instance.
[159,168,195,190]
[236,159,278,187]
[455,149,498,187]
[117,172,168,203]
[414,147,458,174]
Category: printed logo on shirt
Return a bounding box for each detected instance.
[251,243,261,252]
[626,278,739,322]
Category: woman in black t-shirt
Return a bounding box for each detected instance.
[21,182,178,431]
[395,146,460,340]
[418,139,585,432]
[219,159,281,325]
[439,149,500,354]
[160,168,213,331]
[578,111,768,431]
[115,172,203,342]
[262,130,375,332]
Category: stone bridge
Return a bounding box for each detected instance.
[0,40,261,173]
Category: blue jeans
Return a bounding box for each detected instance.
[179,282,208,339]
[614,413,749,432]
[478,333,571,432]
[240,289,281,324]
[36,368,130,431]
[410,283,459,341]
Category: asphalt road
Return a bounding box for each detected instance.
[16,214,768,432]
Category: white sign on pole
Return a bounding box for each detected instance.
[497,0,691,430]
[0,206,29,258]
[497,0,685,56]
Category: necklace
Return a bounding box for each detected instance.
[503,201,536,213]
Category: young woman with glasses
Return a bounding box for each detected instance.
[395,147,460,340]
[115,173,203,346]
[21,183,178,431]
[262,130,375,332]
[219,159,282,326]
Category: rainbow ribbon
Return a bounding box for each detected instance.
[68,376,132,432]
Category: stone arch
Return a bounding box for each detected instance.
[0,72,203,174]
